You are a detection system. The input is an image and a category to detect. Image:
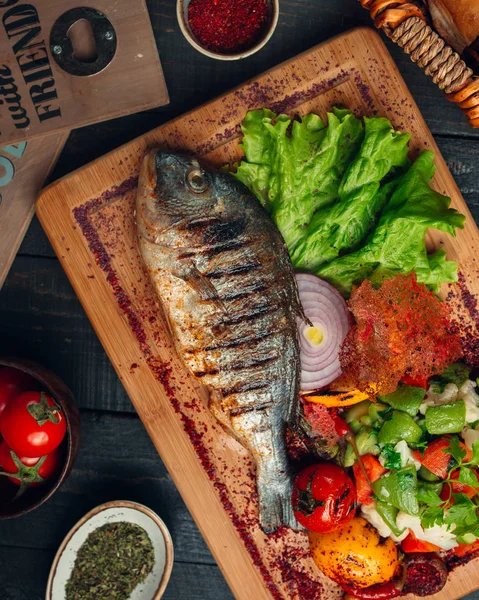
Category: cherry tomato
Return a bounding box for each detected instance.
[0,440,61,487]
[0,367,38,417]
[0,391,66,457]
[292,463,357,533]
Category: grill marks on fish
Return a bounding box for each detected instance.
[181,215,248,245]
[136,152,300,532]
[177,239,246,260]
[203,329,276,352]
[204,261,262,279]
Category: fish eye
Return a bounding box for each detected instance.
[186,167,209,193]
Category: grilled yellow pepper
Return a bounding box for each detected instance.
[309,517,399,588]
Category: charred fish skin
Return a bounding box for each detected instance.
[136,151,301,533]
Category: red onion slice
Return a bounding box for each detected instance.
[295,273,351,391]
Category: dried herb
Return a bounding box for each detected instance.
[65,521,155,600]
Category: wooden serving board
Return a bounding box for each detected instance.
[36,28,479,600]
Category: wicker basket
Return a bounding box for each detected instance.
[359,0,479,127]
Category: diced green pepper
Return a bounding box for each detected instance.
[369,402,389,423]
[344,401,371,424]
[416,417,426,433]
[356,427,379,456]
[376,500,405,537]
[378,385,426,417]
[418,465,441,482]
[344,443,356,467]
[359,415,372,427]
[372,465,419,515]
[425,400,466,434]
[377,411,423,445]
[418,480,443,497]
[349,418,362,434]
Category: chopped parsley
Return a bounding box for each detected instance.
[381,444,402,470]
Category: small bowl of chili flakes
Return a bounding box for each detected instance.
[177,0,279,60]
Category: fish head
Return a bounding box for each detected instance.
[137,150,222,242]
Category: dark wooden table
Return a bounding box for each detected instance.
[1,1,479,599]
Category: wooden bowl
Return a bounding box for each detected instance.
[46,500,174,600]
[0,357,80,519]
[177,0,279,61]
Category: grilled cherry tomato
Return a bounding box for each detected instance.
[292,463,357,533]
[0,367,38,417]
[0,391,66,457]
[0,440,61,487]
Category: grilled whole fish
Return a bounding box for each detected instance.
[136,151,302,532]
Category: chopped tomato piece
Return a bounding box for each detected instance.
[440,469,479,501]
[401,530,441,553]
[331,413,351,437]
[451,539,479,558]
[402,374,429,389]
[412,437,471,479]
[353,454,387,505]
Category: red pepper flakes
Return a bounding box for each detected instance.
[188,0,269,54]
[340,274,462,396]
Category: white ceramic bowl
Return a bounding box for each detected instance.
[46,501,174,600]
[177,0,279,60]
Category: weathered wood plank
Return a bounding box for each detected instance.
[0,257,134,414]
[0,546,234,600]
[0,411,214,566]
[438,138,479,218]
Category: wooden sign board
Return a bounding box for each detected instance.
[0,0,168,144]
[0,133,67,287]
[37,28,479,600]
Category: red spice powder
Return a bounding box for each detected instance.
[340,274,462,395]
[188,0,269,54]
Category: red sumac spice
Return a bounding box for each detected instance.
[188,0,269,54]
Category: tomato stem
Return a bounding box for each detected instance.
[346,431,373,487]
[0,450,47,500]
[27,392,61,427]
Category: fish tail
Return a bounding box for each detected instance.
[256,451,299,534]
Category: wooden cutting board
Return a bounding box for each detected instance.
[36,28,479,600]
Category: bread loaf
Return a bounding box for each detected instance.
[426,0,479,53]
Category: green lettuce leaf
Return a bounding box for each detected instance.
[316,151,466,295]
[234,107,364,249]
[290,117,410,270]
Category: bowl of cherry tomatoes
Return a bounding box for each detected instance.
[0,357,80,518]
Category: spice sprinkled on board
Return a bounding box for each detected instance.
[65,522,154,600]
[188,0,269,54]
